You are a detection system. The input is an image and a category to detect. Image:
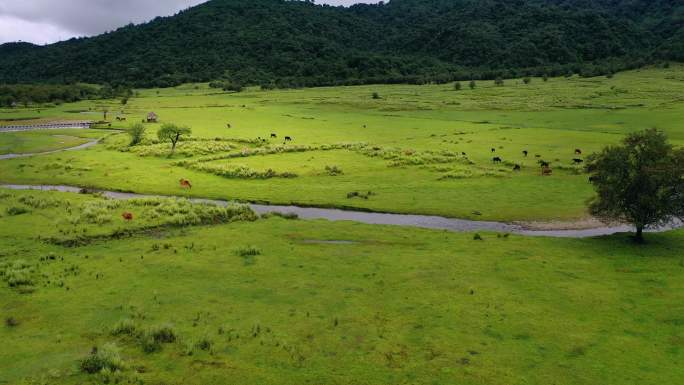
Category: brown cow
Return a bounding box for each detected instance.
[122,212,134,221]
[541,165,553,176]
[179,179,192,189]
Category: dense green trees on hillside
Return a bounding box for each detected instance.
[0,84,132,107]
[0,0,680,89]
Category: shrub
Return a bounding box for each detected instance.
[235,246,260,266]
[473,233,483,241]
[454,82,462,91]
[127,123,147,146]
[196,336,213,351]
[80,343,124,374]
[139,333,162,353]
[265,211,299,220]
[325,165,343,176]
[469,80,476,89]
[346,191,376,200]
[523,77,531,84]
[5,317,19,327]
[5,206,29,216]
[149,324,177,343]
[372,92,381,99]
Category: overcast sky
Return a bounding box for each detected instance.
[0,0,380,44]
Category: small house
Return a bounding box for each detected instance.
[147,112,158,123]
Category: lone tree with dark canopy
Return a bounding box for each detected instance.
[586,129,684,242]
[157,123,191,155]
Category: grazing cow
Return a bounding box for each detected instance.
[285,136,292,142]
[522,150,528,157]
[538,160,550,168]
[179,179,192,189]
[227,123,232,129]
[513,164,521,171]
[461,152,467,156]
[572,158,584,165]
[271,133,277,138]
[541,166,553,176]
[115,117,121,121]
[122,212,133,221]
[535,154,541,158]
[575,149,582,155]
[121,117,126,121]
[492,157,502,163]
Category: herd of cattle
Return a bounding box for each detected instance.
[487,147,583,176]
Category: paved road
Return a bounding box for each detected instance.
[0,121,92,133]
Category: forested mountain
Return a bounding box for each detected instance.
[0,0,681,88]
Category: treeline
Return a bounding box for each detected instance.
[0,0,681,89]
[0,84,132,107]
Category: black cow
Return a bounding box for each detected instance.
[461,152,467,156]
[523,150,528,157]
[491,148,496,153]
[227,123,232,129]
[271,133,277,138]
[513,164,521,171]
[538,160,550,168]
[575,148,582,155]
[285,136,292,142]
[572,158,584,164]
[492,157,503,163]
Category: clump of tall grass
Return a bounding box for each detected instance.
[110,319,137,337]
[234,246,261,266]
[79,343,125,374]
[188,163,297,179]
[78,200,121,224]
[0,260,34,287]
[356,146,462,167]
[18,195,61,209]
[346,191,376,200]
[129,139,233,157]
[131,198,257,226]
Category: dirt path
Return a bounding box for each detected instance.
[0,139,100,160]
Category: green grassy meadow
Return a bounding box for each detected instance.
[1,67,684,384]
[0,189,683,385]
[1,66,683,221]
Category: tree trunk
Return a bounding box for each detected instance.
[634,225,644,243]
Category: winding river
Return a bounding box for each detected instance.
[0,132,680,238]
[1,184,680,238]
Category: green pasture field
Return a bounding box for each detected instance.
[0,189,683,385]
[0,66,682,222]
